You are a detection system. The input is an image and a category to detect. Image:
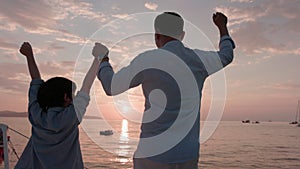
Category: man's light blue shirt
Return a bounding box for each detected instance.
[98,35,235,163]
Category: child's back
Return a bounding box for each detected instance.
[16,78,89,169]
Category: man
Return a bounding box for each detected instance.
[95,12,235,169]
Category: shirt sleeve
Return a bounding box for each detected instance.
[27,79,44,124]
[28,79,44,106]
[97,58,143,96]
[72,91,90,123]
[194,35,235,75]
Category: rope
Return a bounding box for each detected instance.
[8,140,19,160]
[7,127,30,140]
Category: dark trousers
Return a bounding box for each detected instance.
[133,157,198,169]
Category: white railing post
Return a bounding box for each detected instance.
[0,124,9,169]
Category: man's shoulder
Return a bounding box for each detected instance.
[139,48,161,55]
[138,48,179,57]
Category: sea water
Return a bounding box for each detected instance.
[0,117,300,169]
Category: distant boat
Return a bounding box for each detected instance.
[100,130,113,136]
[290,100,300,125]
[252,121,260,124]
[242,120,250,123]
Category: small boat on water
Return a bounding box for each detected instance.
[242,120,250,123]
[252,121,260,124]
[100,130,113,136]
[290,121,298,124]
[290,100,300,126]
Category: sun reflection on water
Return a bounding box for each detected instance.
[116,119,131,158]
[120,119,129,143]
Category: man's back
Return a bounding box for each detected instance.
[137,40,207,163]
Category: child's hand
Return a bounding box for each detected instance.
[92,42,109,60]
[20,42,33,57]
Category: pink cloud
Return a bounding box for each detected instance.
[216,0,300,55]
[0,0,107,32]
[229,0,253,3]
[0,0,107,45]
[231,21,284,54]
[0,63,28,94]
[0,39,21,61]
[47,0,107,22]
[112,14,130,19]
[0,0,57,31]
[144,2,158,11]
[215,6,267,26]
[0,39,19,51]
[0,60,77,94]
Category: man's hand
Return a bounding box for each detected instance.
[92,42,109,60]
[20,42,34,57]
[213,12,227,28]
[213,12,229,37]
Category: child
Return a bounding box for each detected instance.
[15,42,108,169]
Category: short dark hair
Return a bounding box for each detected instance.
[37,77,76,111]
[154,12,184,38]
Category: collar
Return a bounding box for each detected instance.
[162,40,183,48]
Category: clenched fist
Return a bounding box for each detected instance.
[92,42,109,60]
[213,12,228,29]
[20,42,34,57]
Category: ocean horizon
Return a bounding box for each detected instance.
[1,116,300,169]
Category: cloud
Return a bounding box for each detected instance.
[56,36,87,44]
[46,42,65,50]
[47,0,107,22]
[229,0,253,3]
[0,39,19,51]
[216,0,300,55]
[112,14,130,19]
[39,61,76,78]
[0,60,77,94]
[0,0,107,45]
[0,19,17,31]
[145,2,158,11]
[0,63,28,94]
[0,0,107,31]
[231,21,283,54]
[214,6,267,27]
[0,38,69,62]
[0,0,57,31]
[0,39,21,61]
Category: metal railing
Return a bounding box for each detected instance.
[0,123,9,169]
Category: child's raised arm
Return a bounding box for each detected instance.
[20,42,41,80]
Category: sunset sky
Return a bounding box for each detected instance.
[0,0,299,122]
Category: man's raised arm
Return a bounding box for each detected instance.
[195,12,235,75]
[213,12,235,67]
[213,12,229,38]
